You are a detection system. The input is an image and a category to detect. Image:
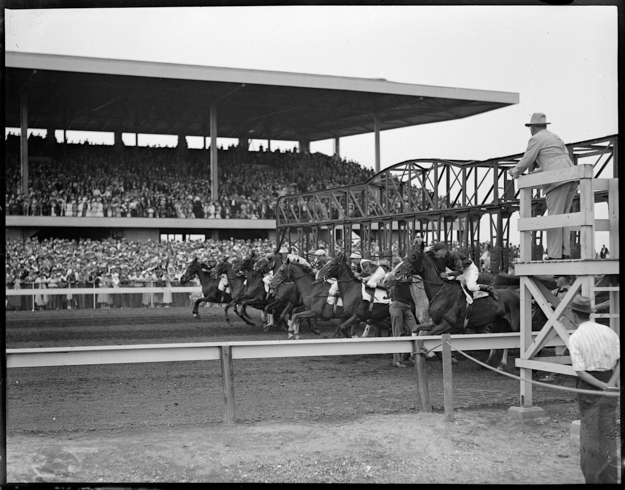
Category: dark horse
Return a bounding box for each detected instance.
[214,258,257,326]
[277,259,352,340]
[400,243,520,337]
[315,252,395,338]
[232,252,273,325]
[257,254,320,335]
[179,257,232,319]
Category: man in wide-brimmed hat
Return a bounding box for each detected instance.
[567,294,620,484]
[508,113,578,260]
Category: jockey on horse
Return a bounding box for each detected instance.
[428,241,499,301]
[262,246,312,300]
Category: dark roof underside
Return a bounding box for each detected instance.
[5,52,518,142]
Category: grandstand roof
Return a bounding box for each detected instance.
[5,51,518,142]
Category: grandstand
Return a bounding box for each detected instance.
[5,51,518,244]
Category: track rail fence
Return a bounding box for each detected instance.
[8,332,570,424]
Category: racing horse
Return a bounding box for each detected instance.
[257,254,320,335]
[395,243,520,368]
[179,257,232,319]
[233,252,291,331]
[214,257,256,326]
[315,252,396,338]
[277,259,355,339]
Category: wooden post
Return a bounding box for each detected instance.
[220,345,236,424]
[414,339,431,412]
[442,334,454,422]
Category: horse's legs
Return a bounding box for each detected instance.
[338,314,359,338]
[498,349,509,371]
[290,308,317,340]
[192,297,206,318]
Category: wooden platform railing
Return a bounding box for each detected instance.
[513,164,619,408]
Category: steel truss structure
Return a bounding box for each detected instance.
[276,135,617,272]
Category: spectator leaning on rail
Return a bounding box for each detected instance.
[508,113,578,260]
[429,241,499,301]
[567,295,620,484]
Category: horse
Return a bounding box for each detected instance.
[231,252,275,325]
[259,255,320,335]
[315,252,397,339]
[214,258,256,326]
[277,259,355,340]
[179,257,232,319]
[397,244,521,369]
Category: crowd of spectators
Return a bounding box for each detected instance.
[5,134,375,220]
[5,234,517,311]
[5,236,281,311]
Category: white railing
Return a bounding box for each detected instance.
[7,332,566,424]
[5,286,203,309]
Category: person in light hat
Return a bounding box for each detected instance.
[279,246,311,268]
[349,251,363,277]
[508,113,578,260]
[567,294,620,484]
[312,249,329,270]
[365,259,391,289]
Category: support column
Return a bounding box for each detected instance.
[210,104,218,202]
[299,139,310,154]
[374,114,381,173]
[238,137,249,153]
[20,91,29,199]
[334,137,340,159]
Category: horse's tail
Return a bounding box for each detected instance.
[502,290,521,332]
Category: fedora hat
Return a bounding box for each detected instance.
[569,295,596,314]
[525,113,551,127]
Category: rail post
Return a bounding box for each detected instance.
[442,333,454,422]
[220,345,236,424]
[413,338,432,412]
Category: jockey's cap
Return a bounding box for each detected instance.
[279,247,289,254]
[378,259,391,268]
[307,249,316,255]
[349,252,362,259]
[431,242,447,251]
[315,249,326,256]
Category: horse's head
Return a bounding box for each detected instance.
[180,257,200,284]
[214,258,229,276]
[315,252,344,282]
[383,258,414,288]
[235,254,256,274]
[271,262,288,290]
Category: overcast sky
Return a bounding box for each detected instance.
[5,5,618,247]
[5,5,618,170]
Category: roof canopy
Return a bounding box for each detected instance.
[5,52,518,142]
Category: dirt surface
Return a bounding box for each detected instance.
[4,306,611,484]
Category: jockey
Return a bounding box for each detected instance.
[429,242,499,301]
[349,252,363,277]
[312,249,329,270]
[261,253,276,295]
[366,259,392,288]
[279,246,312,268]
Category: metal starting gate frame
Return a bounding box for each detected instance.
[275,134,616,272]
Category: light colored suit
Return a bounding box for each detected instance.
[510,129,579,258]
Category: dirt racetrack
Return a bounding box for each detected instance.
[5,305,610,484]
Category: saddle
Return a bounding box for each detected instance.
[361,284,391,304]
[459,282,488,305]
